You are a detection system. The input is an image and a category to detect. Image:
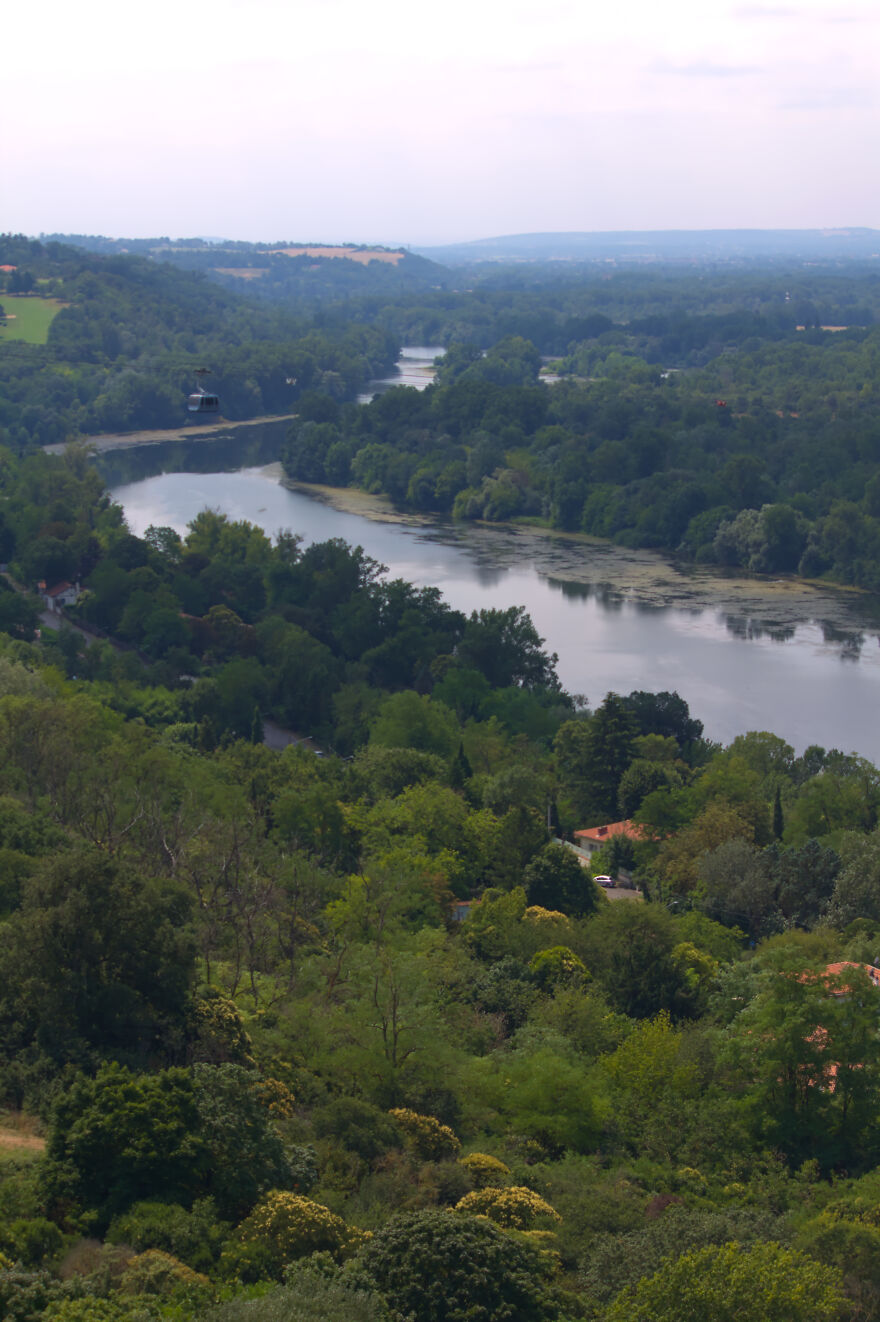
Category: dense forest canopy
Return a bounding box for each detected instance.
[5,233,880,1320]
[0,235,398,443]
[281,272,880,590]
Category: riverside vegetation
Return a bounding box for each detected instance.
[3,445,880,1322]
[3,235,880,1320]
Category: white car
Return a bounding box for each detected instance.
[594,875,615,889]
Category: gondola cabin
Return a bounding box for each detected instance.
[187,391,220,417]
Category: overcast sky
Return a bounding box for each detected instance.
[5,0,878,244]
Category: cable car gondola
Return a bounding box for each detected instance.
[186,368,221,420]
[187,391,220,416]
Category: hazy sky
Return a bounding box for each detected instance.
[5,0,878,244]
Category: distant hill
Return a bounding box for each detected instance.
[42,236,450,305]
[415,229,880,266]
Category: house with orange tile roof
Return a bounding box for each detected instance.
[794,962,880,1092]
[38,580,82,613]
[812,962,880,996]
[572,819,646,861]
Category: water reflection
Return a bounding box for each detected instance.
[547,577,631,612]
[547,578,593,601]
[355,346,443,404]
[95,421,290,488]
[820,622,866,659]
[631,598,674,618]
[107,459,880,759]
[723,615,798,644]
[469,569,503,589]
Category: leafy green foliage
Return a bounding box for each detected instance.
[42,1061,294,1227]
[223,1192,362,1282]
[106,1198,229,1272]
[5,256,880,1321]
[604,1239,847,1322]
[525,843,598,919]
[0,847,194,1069]
[354,1209,561,1322]
[210,1255,388,1321]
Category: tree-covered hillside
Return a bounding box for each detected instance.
[41,234,449,307]
[0,235,398,444]
[2,440,880,1320]
[7,242,880,1321]
[283,310,880,589]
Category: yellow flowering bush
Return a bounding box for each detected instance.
[454,1186,562,1230]
[388,1108,461,1160]
[191,990,255,1067]
[255,1077,296,1117]
[41,1302,131,1322]
[675,1165,708,1191]
[458,1152,511,1189]
[524,906,571,925]
[222,1190,363,1282]
[529,945,588,989]
[119,1249,211,1298]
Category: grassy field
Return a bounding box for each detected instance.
[0,1112,45,1160]
[0,295,66,344]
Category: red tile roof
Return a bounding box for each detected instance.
[822,962,880,993]
[574,819,645,845]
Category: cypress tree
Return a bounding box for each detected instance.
[450,741,472,790]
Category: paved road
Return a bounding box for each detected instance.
[37,608,121,651]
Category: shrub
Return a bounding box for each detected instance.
[41,1301,132,1322]
[458,1153,511,1189]
[222,1191,363,1283]
[119,1247,210,1298]
[579,1204,786,1310]
[313,1098,402,1161]
[190,989,256,1067]
[255,1078,296,1118]
[106,1197,229,1272]
[528,946,588,990]
[354,1209,560,1322]
[388,1109,460,1161]
[209,1256,386,1320]
[0,1216,64,1266]
[524,906,570,925]
[0,1265,66,1322]
[454,1186,561,1230]
[605,1240,847,1322]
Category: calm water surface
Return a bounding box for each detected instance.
[107,456,880,761]
[355,346,442,403]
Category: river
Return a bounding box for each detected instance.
[101,474,880,763]
[356,345,442,403]
[96,347,880,762]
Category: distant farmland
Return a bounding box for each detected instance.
[264,246,405,265]
[0,296,66,344]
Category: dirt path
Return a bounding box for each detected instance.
[43,413,298,457]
